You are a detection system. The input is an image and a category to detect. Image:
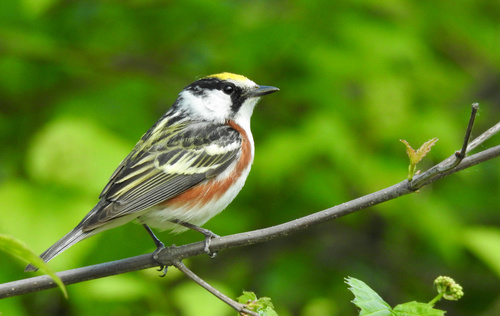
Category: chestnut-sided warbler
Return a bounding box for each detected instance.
[25,73,278,271]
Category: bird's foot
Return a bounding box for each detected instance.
[201,230,220,258]
[169,219,220,258]
[152,243,169,276]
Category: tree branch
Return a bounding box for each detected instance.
[1,114,500,301]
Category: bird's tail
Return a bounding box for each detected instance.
[24,226,90,272]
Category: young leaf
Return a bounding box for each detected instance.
[345,277,393,316]
[0,234,68,298]
[400,138,438,180]
[237,291,277,316]
[414,138,439,164]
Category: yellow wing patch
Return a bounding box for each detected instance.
[205,72,249,82]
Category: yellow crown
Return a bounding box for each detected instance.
[205,72,249,82]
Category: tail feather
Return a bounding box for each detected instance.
[24,227,90,272]
[24,200,136,272]
[24,200,111,272]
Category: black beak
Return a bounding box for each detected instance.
[246,85,280,97]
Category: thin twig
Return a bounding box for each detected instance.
[467,121,500,153]
[172,260,258,316]
[457,102,479,159]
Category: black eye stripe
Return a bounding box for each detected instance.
[184,78,246,113]
[186,78,238,94]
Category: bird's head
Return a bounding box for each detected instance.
[175,72,279,128]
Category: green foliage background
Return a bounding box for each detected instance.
[1,0,500,315]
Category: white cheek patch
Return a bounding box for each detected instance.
[180,90,231,123]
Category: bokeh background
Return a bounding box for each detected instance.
[1,0,500,315]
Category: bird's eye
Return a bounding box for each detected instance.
[222,84,235,95]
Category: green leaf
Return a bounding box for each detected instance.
[393,301,445,316]
[237,291,277,316]
[0,234,68,298]
[238,291,258,303]
[345,277,393,316]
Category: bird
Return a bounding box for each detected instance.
[25,72,279,272]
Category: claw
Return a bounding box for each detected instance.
[153,246,172,277]
[158,265,168,277]
[168,219,220,258]
[153,246,167,276]
[203,233,219,258]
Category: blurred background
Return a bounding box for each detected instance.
[1,0,500,315]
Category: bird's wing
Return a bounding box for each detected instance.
[81,120,242,232]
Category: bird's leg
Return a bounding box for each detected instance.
[143,224,165,249]
[143,224,168,275]
[169,219,219,258]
